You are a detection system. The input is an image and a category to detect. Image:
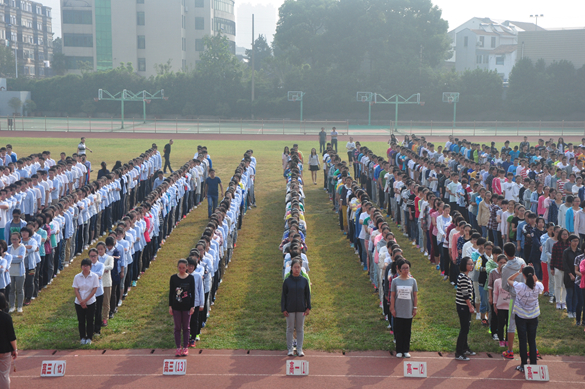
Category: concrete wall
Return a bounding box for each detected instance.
[0,91,32,117]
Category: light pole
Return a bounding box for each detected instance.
[530,14,544,30]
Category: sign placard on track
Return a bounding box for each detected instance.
[524,365,549,381]
[403,362,427,378]
[286,360,309,376]
[40,361,66,377]
[163,359,187,375]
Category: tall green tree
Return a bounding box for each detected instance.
[0,45,16,78]
[245,35,273,71]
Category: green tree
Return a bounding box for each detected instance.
[154,60,173,76]
[197,34,244,116]
[0,45,16,78]
[8,97,22,115]
[24,99,36,116]
[81,99,97,117]
[245,35,273,71]
[53,37,63,54]
[51,53,67,76]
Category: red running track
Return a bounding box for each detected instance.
[11,349,585,388]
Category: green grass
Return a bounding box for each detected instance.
[6,137,585,354]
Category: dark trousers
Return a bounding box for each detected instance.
[497,309,509,342]
[394,317,413,354]
[197,292,210,336]
[331,138,337,151]
[110,283,120,314]
[164,156,172,173]
[94,294,104,334]
[319,141,326,154]
[516,315,538,366]
[456,304,471,356]
[75,302,96,340]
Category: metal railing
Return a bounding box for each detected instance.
[1,116,584,137]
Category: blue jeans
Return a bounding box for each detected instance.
[479,287,489,314]
[207,195,218,218]
[481,226,488,238]
[491,229,500,248]
[566,286,576,314]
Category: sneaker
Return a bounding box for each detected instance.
[17,308,23,313]
[476,313,481,320]
[499,341,506,347]
[568,312,574,318]
[182,348,189,356]
[481,319,489,326]
[556,303,562,310]
[102,320,108,327]
[80,338,87,345]
[493,334,499,341]
[516,365,525,373]
[465,350,476,356]
[549,297,554,304]
[85,339,92,345]
[195,335,200,341]
[175,348,182,357]
[287,351,294,356]
[403,353,411,358]
[8,307,15,313]
[118,300,123,307]
[450,282,455,286]
[455,355,470,361]
[189,340,196,348]
[132,281,137,287]
[109,313,114,319]
[387,324,392,329]
[443,275,449,281]
[562,303,567,310]
[297,350,304,357]
[502,350,514,359]
[395,353,403,358]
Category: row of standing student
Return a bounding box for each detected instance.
[169,153,256,357]
[0,145,164,314]
[321,145,418,357]
[71,156,210,345]
[281,150,311,357]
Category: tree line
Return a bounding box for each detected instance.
[4,0,585,121]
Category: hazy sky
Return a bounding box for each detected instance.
[46,0,585,38]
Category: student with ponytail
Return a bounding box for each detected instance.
[507,264,544,373]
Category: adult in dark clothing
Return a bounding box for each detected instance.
[204,169,223,218]
[0,293,17,388]
[163,139,174,174]
[319,128,327,154]
[281,258,311,357]
[169,259,195,357]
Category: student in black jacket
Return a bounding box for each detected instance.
[281,258,311,357]
[169,259,195,357]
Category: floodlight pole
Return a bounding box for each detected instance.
[453,101,457,129]
[121,90,126,129]
[368,97,372,126]
[394,94,399,131]
[300,96,303,122]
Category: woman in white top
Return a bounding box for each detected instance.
[507,265,543,372]
[7,233,26,313]
[72,258,99,345]
[308,148,320,185]
[96,242,114,328]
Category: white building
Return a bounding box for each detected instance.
[61,0,236,77]
[447,17,544,81]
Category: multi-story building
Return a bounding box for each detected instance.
[447,17,544,81]
[61,0,236,77]
[518,29,585,69]
[0,0,54,78]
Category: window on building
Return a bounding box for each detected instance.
[36,6,41,14]
[182,37,186,51]
[10,15,17,25]
[195,38,204,51]
[137,11,145,25]
[213,0,234,14]
[38,52,44,61]
[476,55,482,64]
[38,36,43,45]
[463,36,468,47]
[182,15,185,29]
[137,35,145,49]
[479,36,484,47]
[37,22,42,30]
[46,9,51,18]
[496,56,505,65]
[63,33,94,47]
[138,58,146,71]
[195,17,204,30]
[11,32,17,41]
[194,0,204,7]
[63,10,93,24]
[65,56,94,69]
[214,17,235,35]
[491,37,496,48]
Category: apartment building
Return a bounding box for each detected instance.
[0,0,54,78]
[447,17,544,81]
[61,0,236,77]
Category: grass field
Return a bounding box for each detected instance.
[4,137,585,355]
